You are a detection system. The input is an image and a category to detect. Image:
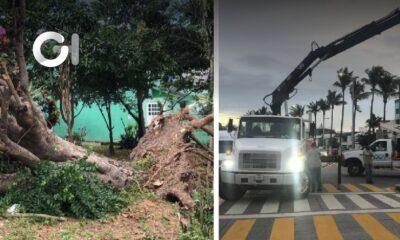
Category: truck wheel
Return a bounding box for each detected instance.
[291,171,310,199]
[219,183,246,201]
[348,162,363,176]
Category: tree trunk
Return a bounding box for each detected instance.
[330,106,334,145]
[322,111,325,149]
[383,98,387,122]
[136,90,146,139]
[106,101,114,155]
[0,0,133,191]
[352,101,356,149]
[314,112,317,139]
[369,91,375,132]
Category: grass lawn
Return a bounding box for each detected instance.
[83,142,132,160]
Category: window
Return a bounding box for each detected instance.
[370,141,387,152]
[237,117,301,139]
[148,103,160,116]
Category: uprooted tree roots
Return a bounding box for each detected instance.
[130,108,213,208]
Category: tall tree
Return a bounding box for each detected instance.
[376,71,396,121]
[289,104,305,117]
[306,101,320,139]
[349,80,369,149]
[326,90,343,144]
[334,67,356,153]
[362,66,385,132]
[317,99,330,148]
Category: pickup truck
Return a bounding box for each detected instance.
[342,139,400,176]
[220,115,311,201]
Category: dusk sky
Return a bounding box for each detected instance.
[219,0,400,132]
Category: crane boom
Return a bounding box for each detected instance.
[266,8,400,115]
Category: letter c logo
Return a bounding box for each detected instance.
[33,31,79,67]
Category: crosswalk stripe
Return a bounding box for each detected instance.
[260,195,280,214]
[221,219,255,240]
[293,198,311,212]
[371,194,400,208]
[313,215,344,240]
[321,195,345,210]
[346,194,376,209]
[360,184,384,192]
[343,183,363,192]
[323,184,340,193]
[269,217,294,240]
[353,214,400,240]
[387,213,400,224]
[225,198,251,215]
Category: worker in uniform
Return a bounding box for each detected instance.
[363,145,374,184]
[306,142,322,192]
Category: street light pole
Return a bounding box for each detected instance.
[337,71,344,187]
[351,79,356,150]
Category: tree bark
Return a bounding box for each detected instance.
[136,89,146,139]
[369,90,375,132]
[383,99,387,122]
[330,106,334,144]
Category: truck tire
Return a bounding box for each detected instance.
[348,161,364,176]
[291,171,310,199]
[219,183,246,201]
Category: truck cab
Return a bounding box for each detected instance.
[342,139,400,176]
[220,115,311,201]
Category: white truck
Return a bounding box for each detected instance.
[342,139,400,176]
[220,115,311,201]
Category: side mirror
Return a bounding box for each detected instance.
[227,119,233,133]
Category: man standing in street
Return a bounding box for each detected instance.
[363,145,374,184]
[306,142,322,192]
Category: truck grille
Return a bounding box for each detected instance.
[239,152,281,170]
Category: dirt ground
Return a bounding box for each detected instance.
[0,199,181,240]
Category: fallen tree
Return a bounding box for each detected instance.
[0,0,133,190]
[130,107,213,208]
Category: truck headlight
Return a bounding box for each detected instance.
[289,157,305,173]
[222,159,234,170]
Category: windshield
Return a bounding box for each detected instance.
[238,117,301,139]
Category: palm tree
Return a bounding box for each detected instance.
[318,99,330,149]
[334,67,357,154]
[362,66,385,131]
[376,71,396,121]
[326,90,343,144]
[306,101,320,139]
[366,114,382,134]
[349,80,369,149]
[289,104,305,117]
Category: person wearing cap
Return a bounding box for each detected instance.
[306,142,322,192]
[363,144,374,184]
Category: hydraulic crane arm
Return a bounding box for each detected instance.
[265,8,400,115]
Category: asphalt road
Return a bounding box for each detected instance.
[219,164,400,239]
